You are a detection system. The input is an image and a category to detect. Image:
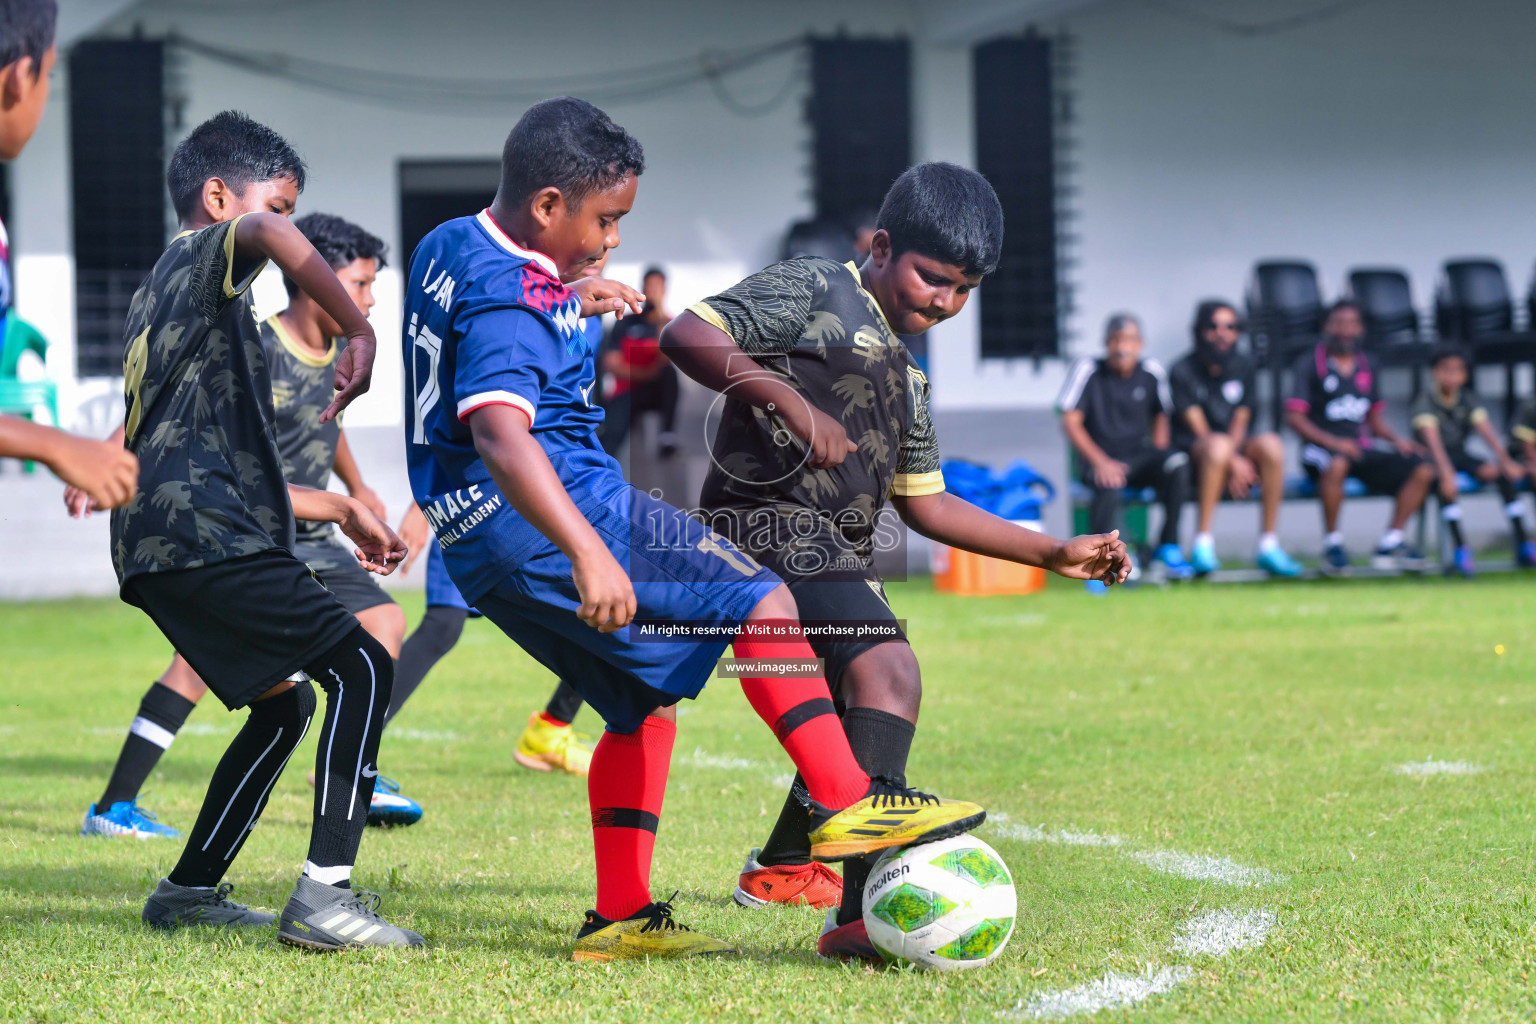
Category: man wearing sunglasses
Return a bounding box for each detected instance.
[1169,300,1301,576]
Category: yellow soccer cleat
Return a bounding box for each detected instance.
[513,712,593,776]
[807,777,986,862]
[571,896,738,962]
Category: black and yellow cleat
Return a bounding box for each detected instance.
[571,894,738,962]
[807,776,986,862]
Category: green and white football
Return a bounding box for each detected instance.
[861,835,1017,971]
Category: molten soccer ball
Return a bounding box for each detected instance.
[861,834,1017,971]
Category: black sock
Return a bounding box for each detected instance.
[836,707,917,927]
[544,679,584,725]
[385,606,465,723]
[1496,480,1529,545]
[167,682,315,888]
[305,626,394,881]
[98,681,197,809]
[757,775,814,868]
[1442,503,1466,548]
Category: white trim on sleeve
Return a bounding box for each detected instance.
[1057,357,1096,411]
[457,390,537,425]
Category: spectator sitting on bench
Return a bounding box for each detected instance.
[1286,300,1434,576]
[1411,343,1533,576]
[1512,397,1536,510]
[1170,299,1301,578]
[1059,313,1194,580]
[598,266,680,459]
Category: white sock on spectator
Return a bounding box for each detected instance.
[1258,532,1280,553]
[1195,532,1214,549]
[1378,528,1404,550]
[1326,531,1345,549]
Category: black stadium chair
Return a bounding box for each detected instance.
[1246,260,1324,429]
[1435,258,1536,421]
[1345,266,1432,397]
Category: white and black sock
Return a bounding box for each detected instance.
[98,681,197,809]
[305,626,394,888]
[167,681,316,887]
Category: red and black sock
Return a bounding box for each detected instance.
[589,715,675,921]
[735,621,869,811]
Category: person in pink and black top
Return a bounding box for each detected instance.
[1285,299,1434,575]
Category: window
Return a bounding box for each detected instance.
[398,160,500,271]
[807,38,911,224]
[70,39,166,377]
[974,35,1064,359]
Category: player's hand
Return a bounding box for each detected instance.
[1092,460,1129,489]
[1226,454,1258,499]
[1438,478,1459,505]
[571,276,644,320]
[1332,439,1362,461]
[339,497,407,576]
[63,483,98,518]
[571,545,637,633]
[320,330,377,424]
[781,402,857,470]
[396,503,431,576]
[1045,529,1132,585]
[1500,457,1525,480]
[1395,437,1426,457]
[50,434,139,511]
[350,482,387,522]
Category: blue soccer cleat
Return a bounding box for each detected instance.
[1256,546,1303,578]
[1190,537,1221,576]
[81,800,181,840]
[1320,544,1351,577]
[1517,541,1536,568]
[1083,578,1109,595]
[1153,543,1196,580]
[1448,545,1476,578]
[367,776,423,828]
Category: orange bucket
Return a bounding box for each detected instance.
[930,521,1047,596]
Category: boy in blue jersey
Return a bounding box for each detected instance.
[403,96,987,961]
[390,299,605,777]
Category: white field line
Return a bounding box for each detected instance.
[386,728,462,742]
[1169,908,1276,957]
[991,820,1282,886]
[1130,850,1280,887]
[1011,909,1275,1019]
[1394,759,1486,777]
[1010,966,1193,1020]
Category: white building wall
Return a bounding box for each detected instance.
[1059,0,1536,376]
[11,0,1536,425]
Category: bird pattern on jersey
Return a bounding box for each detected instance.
[110,216,291,582]
[691,257,941,580]
[259,315,342,544]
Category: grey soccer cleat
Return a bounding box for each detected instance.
[142,879,276,930]
[277,874,424,950]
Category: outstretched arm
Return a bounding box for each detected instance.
[893,491,1131,584]
[468,404,635,631]
[287,485,406,575]
[660,310,856,469]
[232,213,377,422]
[4,416,138,510]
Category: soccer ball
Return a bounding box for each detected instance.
[861,835,1017,970]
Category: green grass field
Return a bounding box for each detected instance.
[3,575,1535,1022]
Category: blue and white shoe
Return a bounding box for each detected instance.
[367,776,423,828]
[1190,538,1221,576]
[1083,578,1109,595]
[1256,546,1303,578]
[1448,545,1476,578]
[1517,540,1536,568]
[81,800,181,839]
[1153,543,1196,581]
[1320,544,1351,577]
